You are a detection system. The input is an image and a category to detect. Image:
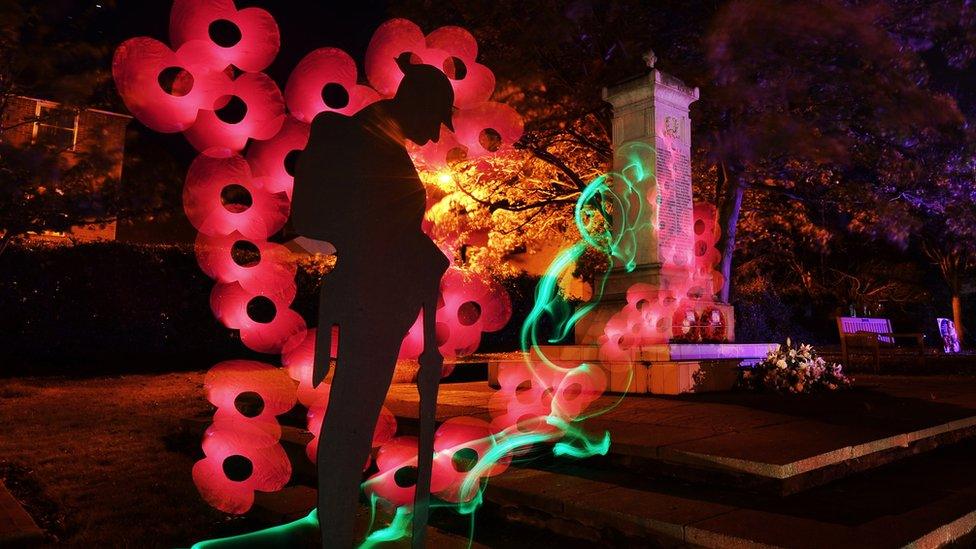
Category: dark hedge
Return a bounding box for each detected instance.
[0,241,254,376]
[0,241,539,377]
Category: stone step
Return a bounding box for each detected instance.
[385,379,976,497]
[179,400,976,546]
[183,375,976,501]
[249,486,486,548]
[0,480,45,546]
[583,411,976,496]
[483,438,976,547]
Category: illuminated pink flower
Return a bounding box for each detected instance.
[671,304,699,341]
[699,307,728,341]
[432,417,508,503]
[245,116,310,198]
[112,38,230,133]
[488,362,562,435]
[209,281,306,354]
[305,403,397,466]
[183,72,286,154]
[599,281,692,360]
[191,424,290,514]
[195,231,296,295]
[364,19,428,98]
[183,153,290,240]
[424,26,495,108]
[169,0,280,73]
[398,268,512,364]
[453,101,523,158]
[407,126,463,168]
[436,268,511,356]
[692,202,724,296]
[114,12,533,516]
[411,101,523,167]
[204,360,297,438]
[285,48,381,123]
[489,361,605,437]
[548,365,606,421]
[597,310,638,362]
[280,328,338,407]
[365,436,453,507]
[366,19,495,108]
[659,264,695,301]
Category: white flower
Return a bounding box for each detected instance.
[776,359,788,369]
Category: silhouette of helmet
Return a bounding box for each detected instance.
[393,54,455,131]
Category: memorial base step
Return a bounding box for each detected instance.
[484,439,976,548]
[488,342,778,394]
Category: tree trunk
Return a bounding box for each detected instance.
[715,175,745,303]
[0,232,13,258]
[952,294,965,349]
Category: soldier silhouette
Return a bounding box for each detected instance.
[291,55,452,548]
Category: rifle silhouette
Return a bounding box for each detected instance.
[291,57,453,548]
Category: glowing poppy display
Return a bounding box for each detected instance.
[285,48,381,123]
[195,231,296,295]
[280,328,337,408]
[191,424,291,514]
[363,19,427,98]
[183,153,290,239]
[182,72,286,154]
[424,26,495,108]
[692,202,725,297]
[116,5,540,529]
[305,403,397,466]
[169,0,280,73]
[244,116,310,198]
[365,18,522,169]
[112,38,228,133]
[452,101,523,157]
[365,19,495,109]
[204,360,298,437]
[399,267,512,363]
[209,281,306,354]
[432,417,509,503]
[488,363,563,435]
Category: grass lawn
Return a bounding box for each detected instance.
[0,371,257,548]
[6,360,973,548]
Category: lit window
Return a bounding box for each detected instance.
[33,103,78,150]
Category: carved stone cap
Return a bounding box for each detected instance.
[602,69,700,109]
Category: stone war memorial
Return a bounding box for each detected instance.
[3,2,976,549]
[491,59,776,396]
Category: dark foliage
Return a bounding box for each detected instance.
[477,271,574,352]
[0,242,538,377]
[0,241,245,376]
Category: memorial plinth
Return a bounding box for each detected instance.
[574,69,737,346]
[490,67,769,395]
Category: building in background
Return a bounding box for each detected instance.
[0,95,131,241]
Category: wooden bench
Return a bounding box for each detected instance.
[837,317,924,372]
